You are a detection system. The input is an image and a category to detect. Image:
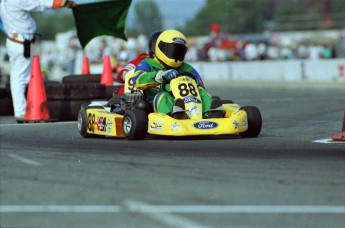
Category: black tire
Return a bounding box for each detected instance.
[44,80,60,85]
[77,105,105,137]
[46,83,106,100]
[221,99,234,104]
[4,81,55,99]
[47,100,105,121]
[0,88,8,99]
[0,97,14,115]
[47,100,90,121]
[239,106,262,138]
[122,110,148,140]
[62,74,101,84]
[105,85,122,99]
[77,106,89,138]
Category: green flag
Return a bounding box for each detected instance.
[72,0,132,48]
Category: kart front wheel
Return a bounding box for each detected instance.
[239,106,262,138]
[122,110,148,140]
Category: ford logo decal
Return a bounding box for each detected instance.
[183,96,201,104]
[194,121,218,129]
[172,37,186,44]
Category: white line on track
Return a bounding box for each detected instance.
[0,205,121,213]
[1,204,345,214]
[0,122,74,127]
[125,200,210,228]
[313,138,345,144]
[7,153,41,166]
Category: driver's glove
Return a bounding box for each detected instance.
[155,69,178,83]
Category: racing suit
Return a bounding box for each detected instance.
[0,0,74,118]
[115,53,150,96]
[133,57,213,117]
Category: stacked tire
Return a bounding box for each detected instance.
[0,86,14,116]
[46,74,119,121]
[0,74,120,121]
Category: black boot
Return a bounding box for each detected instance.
[171,98,188,119]
[208,99,225,118]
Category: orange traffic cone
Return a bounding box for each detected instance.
[100,55,114,86]
[24,55,50,122]
[331,109,345,141]
[81,56,90,75]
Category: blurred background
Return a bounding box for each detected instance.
[1,0,345,82]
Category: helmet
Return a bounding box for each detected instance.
[148,30,163,56]
[155,30,188,68]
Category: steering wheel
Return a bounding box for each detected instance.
[162,71,197,92]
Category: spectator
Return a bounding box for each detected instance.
[0,0,76,121]
[308,44,322,60]
[244,42,258,61]
[67,34,81,74]
[137,32,148,53]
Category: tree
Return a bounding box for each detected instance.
[180,0,268,36]
[128,0,163,37]
[32,9,75,40]
[273,0,324,31]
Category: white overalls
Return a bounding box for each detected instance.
[0,0,66,118]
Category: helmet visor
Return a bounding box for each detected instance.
[158,41,187,62]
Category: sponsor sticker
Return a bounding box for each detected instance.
[242,119,248,128]
[233,120,239,129]
[188,105,200,115]
[107,120,113,135]
[193,121,218,130]
[150,121,163,130]
[171,122,179,131]
[97,117,106,131]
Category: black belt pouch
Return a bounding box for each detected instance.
[23,39,31,58]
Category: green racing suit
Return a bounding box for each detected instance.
[133,57,213,117]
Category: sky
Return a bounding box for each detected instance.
[76,0,206,29]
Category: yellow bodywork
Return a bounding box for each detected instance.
[146,76,248,136]
[147,104,248,136]
[86,108,124,137]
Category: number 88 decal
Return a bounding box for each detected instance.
[178,83,197,97]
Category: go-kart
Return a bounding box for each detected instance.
[77,71,262,140]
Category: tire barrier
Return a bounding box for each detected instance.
[0,73,121,121]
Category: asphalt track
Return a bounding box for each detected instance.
[0,81,344,228]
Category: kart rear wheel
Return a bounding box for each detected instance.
[78,105,104,138]
[122,110,148,140]
[239,106,262,138]
[78,107,89,138]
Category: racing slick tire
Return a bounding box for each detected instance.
[122,110,148,140]
[78,105,104,138]
[239,106,262,138]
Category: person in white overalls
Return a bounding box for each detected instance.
[0,0,76,120]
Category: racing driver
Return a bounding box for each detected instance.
[132,29,225,119]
